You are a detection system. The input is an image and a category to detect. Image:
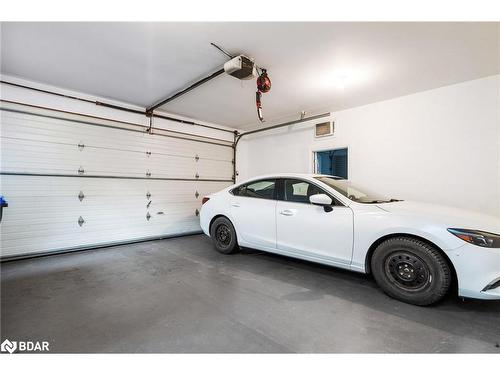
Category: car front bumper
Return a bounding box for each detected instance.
[446,243,500,300]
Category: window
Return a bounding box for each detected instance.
[232,179,276,200]
[283,179,325,204]
[315,148,348,179]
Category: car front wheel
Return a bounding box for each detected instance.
[210,216,239,254]
[371,236,451,306]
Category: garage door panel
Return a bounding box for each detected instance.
[1,104,234,258]
[74,221,200,245]
[2,118,219,156]
[3,117,233,161]
[3,111,145,142]
[2,141,150,176]
[1,208,200,235]
[0,194,203,256]
[2,144,232,180]
[1,117,128,147]
[1,162,231,258]
[2,139,80,172]
[197,160,233,179]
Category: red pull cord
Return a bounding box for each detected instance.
[256,91,264,122]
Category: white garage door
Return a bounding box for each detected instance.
[0,101,234,259]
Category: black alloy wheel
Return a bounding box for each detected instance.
[371,236,451,306]
[210,216,238,254]
[385,251,431,291]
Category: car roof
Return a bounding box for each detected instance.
[239,173,342,181]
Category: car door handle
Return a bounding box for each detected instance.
[279,209,295,216]
[231,203,241,207]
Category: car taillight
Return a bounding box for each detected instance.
[201,197,210,205]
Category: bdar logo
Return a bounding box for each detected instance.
[1,339,17,354]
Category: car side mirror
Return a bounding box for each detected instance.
[309,194,333,212]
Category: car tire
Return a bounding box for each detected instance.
[210,216,239,254]
[371,236,451,306]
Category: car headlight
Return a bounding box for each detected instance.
[447,228,500,248]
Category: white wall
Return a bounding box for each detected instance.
[237,75,500,217]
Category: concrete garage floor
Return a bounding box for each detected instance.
[1,234,499,353]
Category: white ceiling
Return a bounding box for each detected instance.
[1,22,499,129]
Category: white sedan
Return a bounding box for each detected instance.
[200,174,500,305]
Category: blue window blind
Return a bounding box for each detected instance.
[316,148,348,179]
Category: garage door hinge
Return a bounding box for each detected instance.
[195,173,199,179]
[146,212,151,221]
[78,167,85,175]
[147,117,153,134]
[195,209,199,217]
[146,170,151,178]
[146,191,151,200]
[78,142,85,151]
[78,191,85,202]
[195,191,199,199]
[78,216,85,227]
[195,154,199,162]
[146,150,152,157]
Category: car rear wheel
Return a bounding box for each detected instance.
[371,236,451,306]
[210,217,238,254]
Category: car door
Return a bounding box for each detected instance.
[230,179,277,249]
[276,178,353,265]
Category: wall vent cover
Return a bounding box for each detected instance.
[315,121,334,138]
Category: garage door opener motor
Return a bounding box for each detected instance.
[221,48,271,122]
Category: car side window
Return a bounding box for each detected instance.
[233,179,276,200]
[283,179,327,204]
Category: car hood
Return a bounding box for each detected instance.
[376,201,500,234]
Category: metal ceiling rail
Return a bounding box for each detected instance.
[234,112,331,146]
[153,111,234,133]
[146,68,226,113]
[0,80,97,105]
[0,80,235,134]
[231,112,331,181]
[145,42,235,115]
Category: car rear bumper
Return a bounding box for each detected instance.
[446,243,500,300]
[199,208,210,236]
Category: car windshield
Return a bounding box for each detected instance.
[315,176,398,204]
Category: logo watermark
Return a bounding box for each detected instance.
[1,339,17,354]
[1,339,50,354]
